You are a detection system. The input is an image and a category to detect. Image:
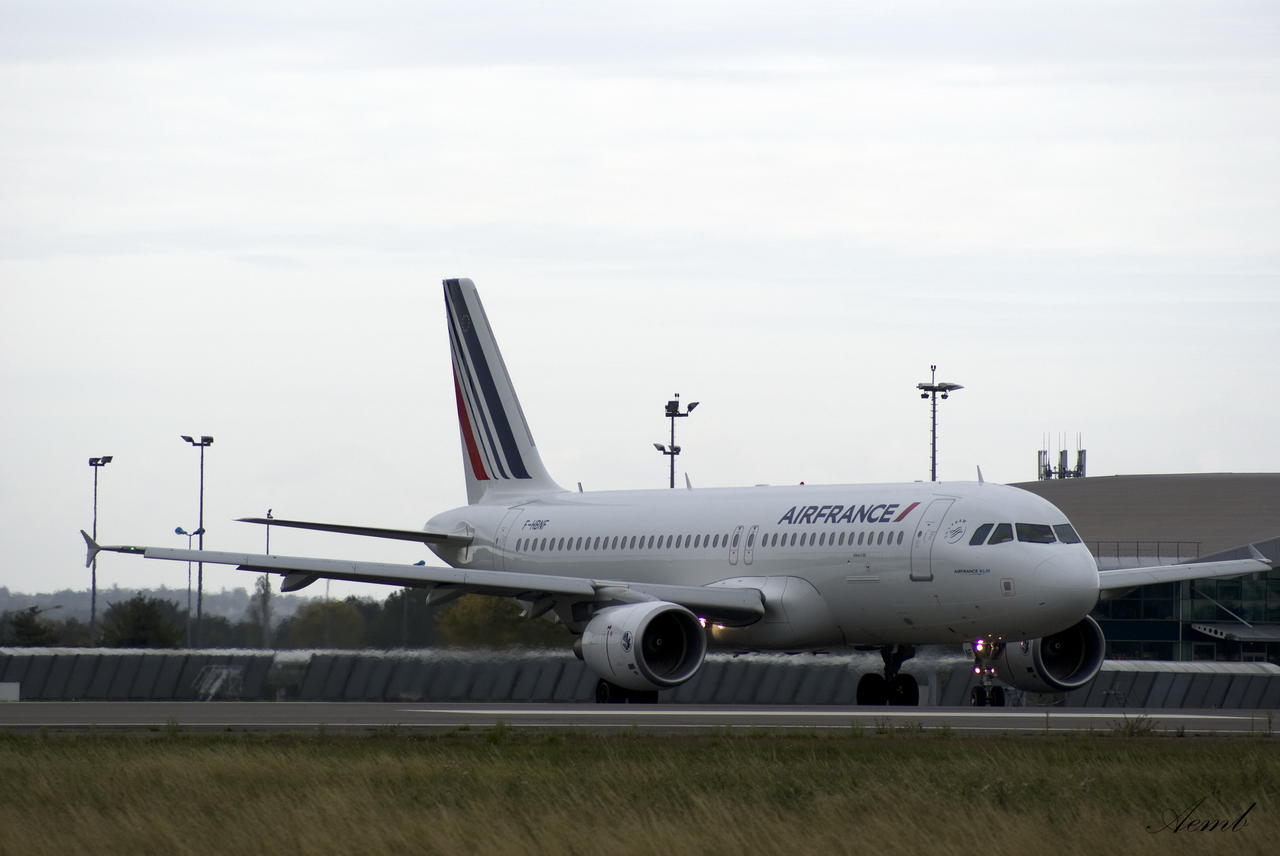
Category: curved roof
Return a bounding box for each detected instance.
[1011,473,1280,556]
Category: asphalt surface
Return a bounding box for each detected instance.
[0,701,1273,736]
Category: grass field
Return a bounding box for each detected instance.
[0,724,1275,855]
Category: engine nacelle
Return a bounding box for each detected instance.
[579,602,707,692]
[993,616,1106,693]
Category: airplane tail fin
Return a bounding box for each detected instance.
[444,278,563,504]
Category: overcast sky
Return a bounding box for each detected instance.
[2,1,1277,601]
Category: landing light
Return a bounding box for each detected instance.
[698,617,707,628]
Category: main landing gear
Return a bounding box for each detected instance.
[856,644,919,706]
[595,679,659,704]
[968,638,1006,707]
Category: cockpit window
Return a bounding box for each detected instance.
[1016,523,1057,544]
[969,523,994,546]
[1053,523,1081,544]
[987,523,1014,545]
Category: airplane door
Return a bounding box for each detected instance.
[496,507,527,571]
[744,525,759,565]
[729,525,744,565]
[909,499,953,582]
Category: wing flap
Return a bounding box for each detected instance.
[82,533,764,624]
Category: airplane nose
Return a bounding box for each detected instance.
[1034,550,1100,616]
[1035,551,1097,589]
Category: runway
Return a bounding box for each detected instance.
[0,701,1272,736]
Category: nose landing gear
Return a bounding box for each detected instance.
[855,644,918,706]
[968,638,1006,707]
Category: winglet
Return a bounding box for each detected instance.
[79,530,149,565]
[80,530,100,568]
[976,466,984,485]
[1249,544,1271,566]
[685,473,693,491]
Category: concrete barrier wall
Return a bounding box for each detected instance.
[2,649,1278,708]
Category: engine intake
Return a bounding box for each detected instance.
[993,616,1105,693]
[579,602,707,692]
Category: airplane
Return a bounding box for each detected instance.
[82,277,1273,706]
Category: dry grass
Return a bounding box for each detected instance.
[0,726,1275,855]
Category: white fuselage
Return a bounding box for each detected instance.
[427,480,1100,651]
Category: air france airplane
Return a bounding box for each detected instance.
[83,278,1271,706]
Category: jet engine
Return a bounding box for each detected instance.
[579,602,707,692]
[993,616,1106,693]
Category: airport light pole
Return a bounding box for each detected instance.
[916,366,962,482]
[654,393,698,488]
[88,455,113,646]
[175,526,204,647]
[181,435,213,646]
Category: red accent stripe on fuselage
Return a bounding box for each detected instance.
[893,501,920,522]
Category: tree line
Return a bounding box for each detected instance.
[0,580,572,650]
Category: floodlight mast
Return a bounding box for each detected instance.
[88,456,113,646]
[181,435,213,646]
[916,366,963,482]
[654,394,698,488]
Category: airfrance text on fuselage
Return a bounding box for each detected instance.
[777,502,919,526]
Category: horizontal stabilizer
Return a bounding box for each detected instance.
[237,517,471,547]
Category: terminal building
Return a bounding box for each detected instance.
[1014,473,1280,663]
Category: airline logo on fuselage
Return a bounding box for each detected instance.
[777,501,920,526]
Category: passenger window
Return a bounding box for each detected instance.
[819,533,826,546]
[969,523,994,546]
[675,535,683,548]
[839,532,846,546]
[897,531,904,545]
[576,537,583,550]
[857,532,864,546]
[1017,523,1056,544]
[732,533,740,548]
[877,531,884,545]
[610,536,618,549]
[747,533,755,547]
[694,535,701,548]
[1053,523,1082,544]
[712,535,719,548]
[772,533,779,547]
[988,524,1014,545]
[593,537,600,550]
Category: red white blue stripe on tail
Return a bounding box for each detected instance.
[444,278,562,503]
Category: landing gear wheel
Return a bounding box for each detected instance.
[595,680,660,704]
[887,674,920,706]
[856,673,888,706]
[970,685,989,707]
[988,686,1006,707]
[596,679,626,704]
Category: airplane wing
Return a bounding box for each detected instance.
[236,517,472,547]
[1097,546,1272,599]
[80,532,764,625]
